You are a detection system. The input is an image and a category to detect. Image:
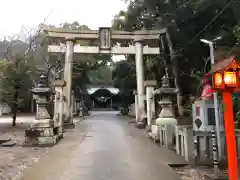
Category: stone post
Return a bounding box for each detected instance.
[134,37,146,127]
[59,88,64,133]
[53,91,59,125]
[133,90,139,122]
[63,38,75,128]
[25,75,62,146]
[76,99,81,116]
[53,79,66,135]
[71,90,75,117]
[79,101,84,117]
[144,80,157,130]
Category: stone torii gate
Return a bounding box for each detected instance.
[42,25,165,127]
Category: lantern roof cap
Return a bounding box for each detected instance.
[212,56,239,73]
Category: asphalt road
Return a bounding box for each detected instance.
[20,111,184,180]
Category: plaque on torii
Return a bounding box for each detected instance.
[99,27,111,50]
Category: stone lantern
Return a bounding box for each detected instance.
[148,76,178,144]
[156,75,178,125]
[25,74,62,146]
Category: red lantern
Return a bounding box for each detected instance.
[223,71,237,87]
[212,56,240,92]
[213,73,223,88]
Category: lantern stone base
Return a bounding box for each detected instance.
[146,125,151,132]
[24,121,63,147]
[135,121,146,129]
[73,112,78,117]
[135,115,147,129]
[63,122,75,129]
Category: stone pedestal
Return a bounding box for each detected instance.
[25,75,63,146]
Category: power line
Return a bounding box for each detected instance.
[187,0,236,45]
[174,0,237,56]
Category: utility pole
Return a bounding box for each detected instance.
[200,38,223,161]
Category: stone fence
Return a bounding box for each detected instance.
[128,77,240,167]
[175,126,240,165]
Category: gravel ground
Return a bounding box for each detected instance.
[0,122,50,180]
[0,116,83,180]
[0,146,49,180]
[173,167,205,180]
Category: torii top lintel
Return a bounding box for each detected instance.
[212,56,239,73]
[41,24,166,41]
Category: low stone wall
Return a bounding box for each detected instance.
[175,125,240,165]
[175,125,193,163]
[159,124,175,150]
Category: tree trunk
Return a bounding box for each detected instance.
[165,30,184,116]
[12,85,19,126]
[160,35,170,78]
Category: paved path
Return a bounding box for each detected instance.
[20,111,185,180]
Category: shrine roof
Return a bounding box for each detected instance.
[212,56,238,73]
[86,86,120,95]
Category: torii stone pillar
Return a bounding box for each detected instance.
[135,38,146,127]
[144,80,157,130]
[63,38,75,128]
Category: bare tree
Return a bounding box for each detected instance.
[1,15,52,126]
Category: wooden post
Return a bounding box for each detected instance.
[222,91,238,180]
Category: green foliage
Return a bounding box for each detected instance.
[0,58,35,108]
[234,24,240,43]
[112,0,240,99]
[112,60,136,107]
[56,21,112,93]
[112,60,136,89]
[88,66,113,86]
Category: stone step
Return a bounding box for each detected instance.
[1,140,16,147]
[0,138,11,144]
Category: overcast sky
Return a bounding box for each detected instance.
[0,0,127,36]
[0,0,127,61]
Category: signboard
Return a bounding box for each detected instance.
[99,27,111,50]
